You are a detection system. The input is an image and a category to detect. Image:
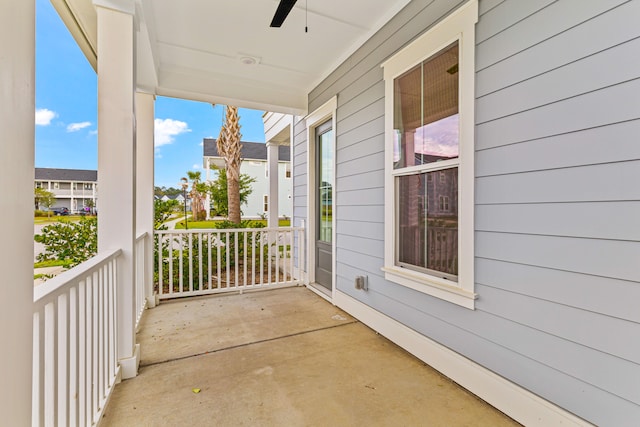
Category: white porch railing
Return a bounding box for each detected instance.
[135,232,149,330]
[33,250,121,427]
[155,227,305,299]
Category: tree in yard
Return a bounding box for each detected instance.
[185,170,208,221]
[154,198,179,229]
[207,166,256,216]
[214,105,243,224]
[35,187,55,216]
[85,198,95,215]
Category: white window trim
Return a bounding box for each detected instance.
[381,0,477,309]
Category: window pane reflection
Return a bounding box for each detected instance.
[318,129,333,243]
[397,168,458,278]
[393,41,459,169]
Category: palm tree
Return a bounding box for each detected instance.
[186,170,206,221]
[85,199,95,215]
[214,105,243,224]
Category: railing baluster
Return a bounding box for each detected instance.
[91,272,99,422]
[268,231,273,285]
[78,281,87,427]
[251,230,256,286]
[188,232,193,292]
[198,232,203,291]
[234,232,239,289]
[260,230,264,286]
[207,232,212,290]
[44,301,56,427]
[157,233,163,297]
[168,233,174,295]
[226,231,231,289]
[179,233,185,293]
[243,231,247,288]
[216,232,221,289]
[69,286,78,426]
[275,231,280,286]
[32,310,45,427]
[57,293,68,427]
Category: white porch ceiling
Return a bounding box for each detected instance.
[53,0,411,115]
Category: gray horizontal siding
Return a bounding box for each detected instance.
[476,0,628,69]
[476,201,640,241]
[338,219,384,241]
[298,0,640,424]
[475,258,640,323]
[476,37,640,123]
[476,160,640,204]
[476,231,640,283]
[476,78,640,150]
[292,118,308,229]
[476,1,640,96]
[475,120,640,176]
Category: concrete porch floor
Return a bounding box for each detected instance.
[101,287,519,426]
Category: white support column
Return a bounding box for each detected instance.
[0,1,34,423]
[266,142,279,228]
[95,1,139,379]
[136,92,156,308]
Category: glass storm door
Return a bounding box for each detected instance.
[315,120,333,291]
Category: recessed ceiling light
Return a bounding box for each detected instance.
[239,56,259,66]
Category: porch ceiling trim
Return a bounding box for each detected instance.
[50,0,411,114]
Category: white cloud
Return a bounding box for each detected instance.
[66,121,92,132]
[192,164,200,169]
[154,118,190,147]
[35,108,57,126]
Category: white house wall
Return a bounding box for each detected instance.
[294,0,640,425]
[233,161,292,219]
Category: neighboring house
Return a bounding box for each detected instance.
[34,167,97,213]
[5,1,640,426]
[159,193,189,211]
[203,139,292,219]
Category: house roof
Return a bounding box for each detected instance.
[35,167,97,182]
[52,0,411,114]
[203,139,290,162]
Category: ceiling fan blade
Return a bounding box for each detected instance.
[270,0,298,27]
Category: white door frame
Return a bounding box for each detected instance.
[305,96,337,301]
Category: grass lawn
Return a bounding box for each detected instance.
[34,259,72,269]
[34,215,89,224]
[173,218,291,229]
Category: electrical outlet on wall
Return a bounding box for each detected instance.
[355,275,368,291]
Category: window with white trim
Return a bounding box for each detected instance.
[263,195,268,212]
[382,0,477,309]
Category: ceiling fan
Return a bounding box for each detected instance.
[270,0,298,27]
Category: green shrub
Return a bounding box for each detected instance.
[34,217,97,268]
[34,210,46,217]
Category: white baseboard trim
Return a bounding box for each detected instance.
[334,290,592,427]
[305,282,332,303]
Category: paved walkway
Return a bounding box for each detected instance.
[101,287,519,426]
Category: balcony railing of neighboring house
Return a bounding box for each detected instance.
[52,189,72,197]
[155,227,306,299]
[32,249,122,426]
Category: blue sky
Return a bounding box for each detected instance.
[35,0,266,189]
